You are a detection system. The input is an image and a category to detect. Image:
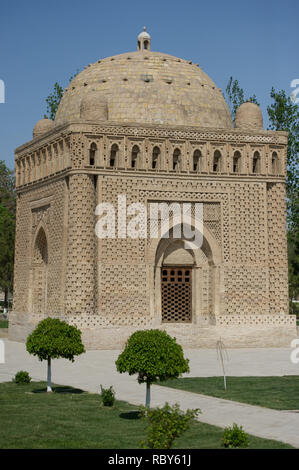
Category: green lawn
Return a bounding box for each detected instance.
[0,381,293,449]
[158,376,299,410]
[0,320,8,328]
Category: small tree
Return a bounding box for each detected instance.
[115,329,189,407]
[26,318,85,392]
[225,76,259,123]
[45,82,64,121]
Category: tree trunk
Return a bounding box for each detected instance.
[47,357,52,392]
[145,381,151,408]
[4,288,8,313]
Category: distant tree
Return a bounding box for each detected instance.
[225,76,259,123]
[115,329,189,407]
[267,87,299,231]
[0,203,15,308]
[26,318,85,392]
[0,161,15,309]
[45,70,80,120]
[45,82,64,121]
[0,160,15,214]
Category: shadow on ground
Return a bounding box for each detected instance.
[119,411,141,420]
[32,385,85,394]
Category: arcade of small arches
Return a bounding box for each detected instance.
[88,142,281,175]
[14,135,285,188]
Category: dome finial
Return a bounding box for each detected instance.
[137,27,151,51]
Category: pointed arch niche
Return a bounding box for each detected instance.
[150,222,222,325]
[30,225,48,315]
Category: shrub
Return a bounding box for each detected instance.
[26,318,85,392]
[222,423,249,448]
[140,402,200,449]
[100,385,115,406]
[14,371,31,384]
[116,329,189,407]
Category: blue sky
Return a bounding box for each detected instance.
[0,0,298,169]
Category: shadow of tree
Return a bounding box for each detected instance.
[32,385,85,394]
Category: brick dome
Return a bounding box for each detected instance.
[54,50,233,129]
[33,118,54,139]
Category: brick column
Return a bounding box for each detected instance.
[65,173,96,314]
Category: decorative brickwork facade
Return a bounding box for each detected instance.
[9,32,296,348]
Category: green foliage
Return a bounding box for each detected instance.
[100,385,115,406]
[115,329,189,385]
[45,71,80,120]
[225,76,259,122]
[267,87,299,231]
[26,317,85,362]
[222,423,249,448]
[0,160,15,214]
[140,402,200,449]
[0,203,15,296]
[46,82,64,120]
[0,161,16,304]
[14,371,31,384]
[160,375,299,410]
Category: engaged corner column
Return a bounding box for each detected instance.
[65,173,96,315]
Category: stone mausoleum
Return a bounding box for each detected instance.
[9,29,296,348]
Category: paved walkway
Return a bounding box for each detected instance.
[1,339,299,447]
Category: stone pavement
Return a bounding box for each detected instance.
[1,339,299,447]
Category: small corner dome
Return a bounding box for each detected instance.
[80,92,108,121]
[235,101,263,130]
[33,118,54,139]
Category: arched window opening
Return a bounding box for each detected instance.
[89,143,97,166]
[173,148,181,171]
[110,144,118,167]
[271,151,279,174]
[152,146,160,169]
[193,150,201,172]
[32,227,48,314]
[144,40,149,50]
[34,228,48,265]
[252,151,260,174]
[213,150,221,172]
[233,151,241,173]
[131,145,140,169]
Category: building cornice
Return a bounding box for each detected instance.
[15,120,288,159]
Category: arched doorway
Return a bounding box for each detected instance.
[31,227,48,314]
[152,223,221,324]
[161,241,194,322]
